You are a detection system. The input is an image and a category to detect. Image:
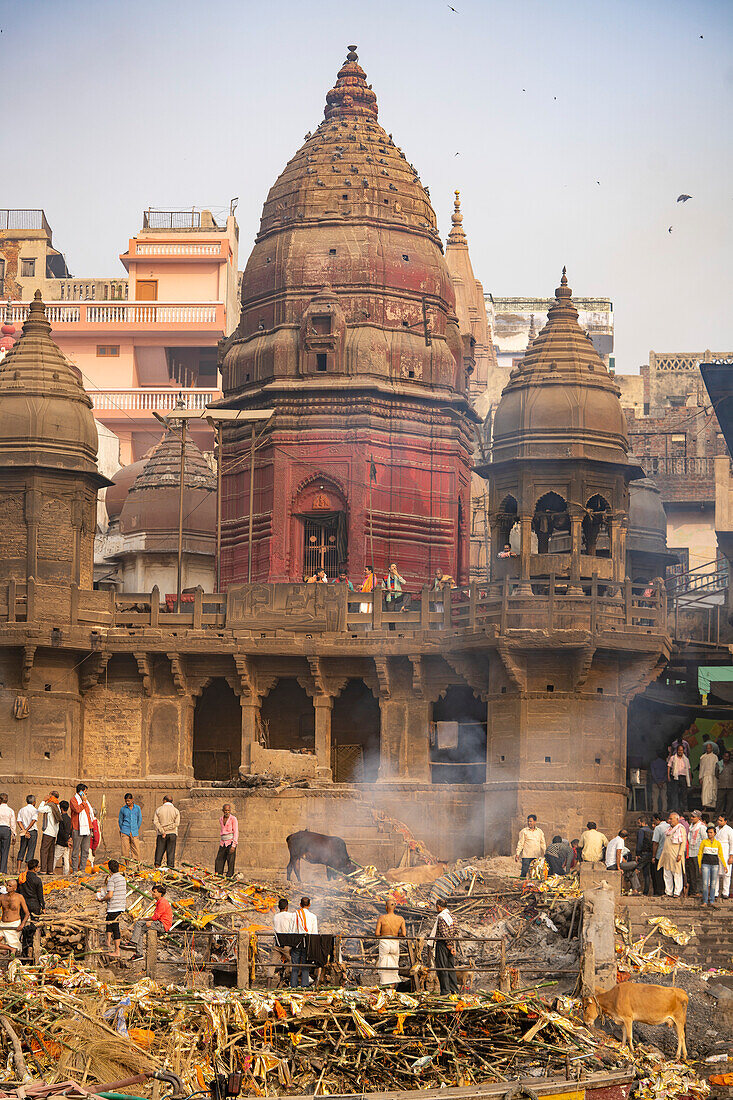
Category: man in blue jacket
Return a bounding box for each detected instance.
[118,792,142,864]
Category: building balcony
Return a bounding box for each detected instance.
[642,456,715,505]
[124,240,230,261]
[89,389,222,432]
[6,300,226,333]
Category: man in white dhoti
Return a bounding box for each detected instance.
[375,898,406,986]
[699,743,719,811]
[0,879,29,952]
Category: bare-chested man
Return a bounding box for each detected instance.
[375,898,406,986]
[0,880,29,953]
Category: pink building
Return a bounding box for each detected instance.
[3,208,239,463]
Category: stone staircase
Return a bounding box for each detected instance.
[620,894,733,970]
[174,785,409,876]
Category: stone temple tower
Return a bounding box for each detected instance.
[0,292,107,598]
[219,47,476,586]
[476,271,670,847]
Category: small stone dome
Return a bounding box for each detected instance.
[105,457,148,523]
[628,477,669,555]
[119,432,216,542]
[0,292,100,475]
[491,270,629,467]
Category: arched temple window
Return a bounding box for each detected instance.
[532,491,569,554]
[583,494,612,555]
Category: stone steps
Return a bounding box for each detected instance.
[619,895,733,970]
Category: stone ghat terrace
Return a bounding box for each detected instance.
[0,577,667,637]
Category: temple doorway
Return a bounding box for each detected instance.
[260,678,315,752]
[331,679,381,782]
[303,517,339,578]
[193,679,241,781]
[430,685,486,784]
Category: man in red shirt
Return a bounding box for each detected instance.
[129,884,173,959]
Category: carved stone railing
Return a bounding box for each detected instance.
[1,579,667,637]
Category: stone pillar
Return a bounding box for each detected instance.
[404,697,431,780]
[239,696,261,776]
[518,514,532,592]
[569,512,583,593]
[378,697,407,781]
[313,695,333,781]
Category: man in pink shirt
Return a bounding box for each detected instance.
[215,803,238,878]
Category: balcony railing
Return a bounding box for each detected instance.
[644,456,714,477]
[0,579,667,637]
[89,388,221,412]
[7,301,224,326]
[58,279,129,301]
[133,243,224,257]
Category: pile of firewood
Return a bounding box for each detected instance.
[40,910,100,957]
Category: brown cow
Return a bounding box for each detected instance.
[583,981,688,1060]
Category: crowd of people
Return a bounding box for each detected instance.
[303,564,457,611]
[514,808,733,907]
[0,786,183,881]
[647,735,733,816]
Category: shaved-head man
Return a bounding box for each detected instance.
[375,897,406,986]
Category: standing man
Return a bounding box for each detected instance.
[18,857,44,958]
[16,795,38,873]
[686,810,706,897]
[578,821,609,864]
[667,744,691,813]
[699,744,719,813]
[118,793,142,864]
[268,898,294,989]
[717,751,733,819]
[635,816,654,896]
[153,796,180,869]
[0,881,29,953]
[96,859,127,958]
[36,791,61,875]
[432,900,459,994]
[651,813,670,896]
[0,794,16,875]
[53,801,73,876]
[129,883,173,960]
[215,804,238,878]
[649,752,668,815]
[291,897,318,988]
[70,784,95,873]
[716,814,733,901]
[515,814,547,878]
[384,563,407,612]
[659,812,686,897]
[375,898,407,986]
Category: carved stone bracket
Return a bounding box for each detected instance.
[233,654,259,700]
[445,653,489,700]
[496,640,526,692]
[167,653,187,697]
[573,645,596,690]
[307,656,328,697]
[620,656,667,705]
[409,656,424,698]
[373,656,392,699]
[133,652,153,696]
[80,652,111,694]
[21,646,36,690]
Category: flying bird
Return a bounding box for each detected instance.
[677,194,692,203]
[447,3,459,10]
[668,226,673,233]
[454,152,460,157]
[596,180,601,186]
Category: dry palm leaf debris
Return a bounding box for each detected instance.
[0,960,706,1099]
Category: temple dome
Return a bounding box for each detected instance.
[0,292,101,476]
[104,455,149,523]
[628,476,669,556]
[491,270,629,467]
[119,433,216,542]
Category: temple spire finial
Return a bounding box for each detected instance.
[555,266,572,299]
[324,46,378,121]
[446,189,467,246]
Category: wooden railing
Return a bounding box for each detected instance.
[0,579,666,636]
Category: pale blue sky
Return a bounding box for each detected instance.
[4,0,732,370]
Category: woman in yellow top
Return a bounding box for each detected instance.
[698,824,728,907]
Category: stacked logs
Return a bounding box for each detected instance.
[39,909,100,957]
